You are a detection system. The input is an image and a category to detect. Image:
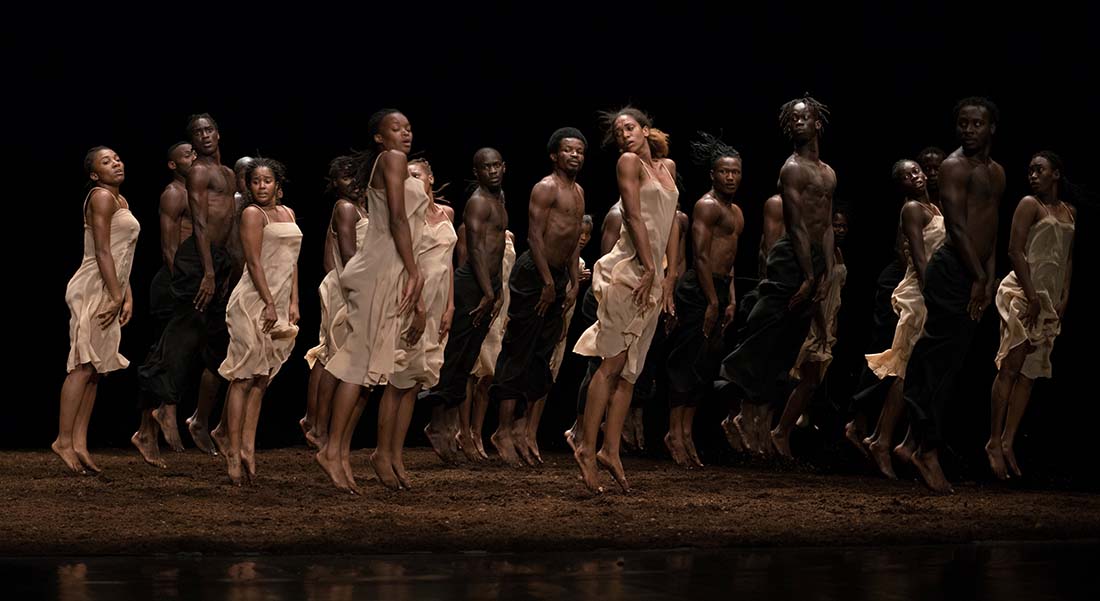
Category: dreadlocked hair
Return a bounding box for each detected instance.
[689,131,740,169]
[325,155,356,197]
[778,95,830,139]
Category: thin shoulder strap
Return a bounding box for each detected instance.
[82,186,118,225]
[368,152,385,188]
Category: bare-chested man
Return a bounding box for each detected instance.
[902,98,1004,493]
[665,133,744,467]
[420,148,508,463]
[134,114,238,468]
[490,127,586,466]
[720,97,836,453]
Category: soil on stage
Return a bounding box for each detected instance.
[3,448,1097,555]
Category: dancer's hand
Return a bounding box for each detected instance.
[703,302,719,338]
[789,277,815,309]
[261,301,278,334]
[95,295,122,330]
[536,282,556,317]
[289,301,300,325]
[194,272,216,312]
[633,268,655,307]
[404,303,427,345]
[470,293,496,327]
[399,269,423,317]
[968,280,988,321]
[440,306,454,342]
[661,275,676,317]
[119,293,133,327]
[563,285,578,312]
[722,302,737,335]
[1023,294,1041,328]
[579,268,592,284]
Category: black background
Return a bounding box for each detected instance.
[8,3,1097,489]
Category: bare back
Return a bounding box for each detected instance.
[161,180,194,243]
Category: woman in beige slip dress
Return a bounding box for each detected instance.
[987,151,1076,480]
[218,159,302,485]
[574,108,681,493]
[460,231,515,461]
[54,147,140,475]
[319,110,429,494]
[393,159,457,482]
[860,159,945,480]
[301,156,368,450]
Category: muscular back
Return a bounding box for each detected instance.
[187,159,237,247]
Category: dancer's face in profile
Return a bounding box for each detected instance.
[169,144,197,175]
[1028,156,1059,196]
[553,138,586,176]
[249,166,279,205]
[956,105,993,152]
[90,148,125,186]
[375,112,412,153]
[613,115,647,154]
[832,212,848,244]
[898,161,927,197]
[711,156,742,197]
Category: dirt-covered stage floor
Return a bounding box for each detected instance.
[4,448,1098,555]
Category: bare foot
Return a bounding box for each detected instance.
[732,413,755,453]
[526,434,543,465]
[187,417,217,455]
[130,432,166,469]
[457,430,483,462]
[911,450,954,494]
[684,436,704,468]
[755,410,775,455]
[210,426,227,457]
[770,428,793,458]
[225,453,243,487]
[341,453,361,495]
[511,425,535,467]
[392,458,412,490]
[51,440,85,474]
[299,417,314,447]
[893,439,916,466]
[241,449,257,482]
[152,405,184,452]
[472,432,489,460]
[563,428,579,453]
[596,448,630,493]
[369,451,400,490]
[572,446,603,493]
[424,423,456,465]
[1002,442,1022,478]
[74,449,101,475]
[867,439,897,480]
[315,450,350,492]
[490,430,522,467]
[664,432,689,467]
[986,440,1008,480]
[845,421,870,458]
[720,416,745,451]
